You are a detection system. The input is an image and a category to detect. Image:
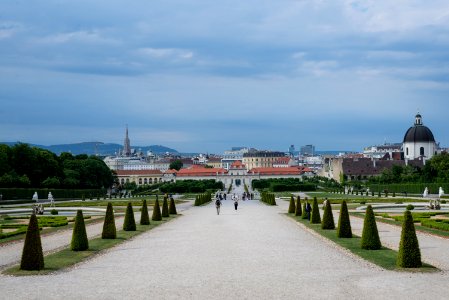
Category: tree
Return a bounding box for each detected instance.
[288,195,296,214]
[123,203,136,231]
[361,205,381,250]
[295,196,302,217]
[20,214,44,270]
[169,197,177,215]
[337,201,352,238]
[140,199,150,225]
[152,198,162,221]
[161,196,169,217]
[71,210,89,251]
[310,197,321,224]
[397,210,422,268]
[169,159,183,171]
[321,200,335,229]
[102,202,117,239]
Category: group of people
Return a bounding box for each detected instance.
[215,193,241,215]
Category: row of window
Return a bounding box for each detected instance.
[405,147,425,156]
[119,177,163,185]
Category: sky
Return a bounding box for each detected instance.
[1,0,449,154]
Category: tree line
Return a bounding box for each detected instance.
[0,143,114,189]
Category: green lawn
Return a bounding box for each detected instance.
[287,213,436,272]
[5,216,178,276]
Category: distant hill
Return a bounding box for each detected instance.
[1,141,178,156]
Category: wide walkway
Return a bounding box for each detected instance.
[2,198,449,299]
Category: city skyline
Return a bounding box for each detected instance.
[1,1,449,153]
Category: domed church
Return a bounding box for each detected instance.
[403,113,437,161]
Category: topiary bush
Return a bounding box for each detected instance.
[406,204,415,211]
[51,209,58,215]
[71,210,89,251]
[161,196,169,218]
[301,201,308,219]
[140,199,150,225]
[288,195,296,214]
[102,202,117,239]
[321,200,335,230]
[295,196,302,217]
[169,197,177,215]
[337,201,352,238]
[20,214,44,270]
[361,205,381,250]
[310,197,321,224]
[123,202,136,231]
[152,198,162,221]
[397,210,422,268]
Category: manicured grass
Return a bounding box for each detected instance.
[53,199,185,208]
[287,213,436,272]
[305,192,428,203]
[5,215,179,276]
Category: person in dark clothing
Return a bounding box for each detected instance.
[306,202,311,220]
[234,197,238,210]
[215,198,222,215]
[224,193,227,200]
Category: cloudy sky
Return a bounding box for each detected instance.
[1,0,449,153]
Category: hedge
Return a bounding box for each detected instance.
[0,188,106,201]
[367,183,449,195]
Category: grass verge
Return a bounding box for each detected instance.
[287,213,436,272]
[4,215,179,276]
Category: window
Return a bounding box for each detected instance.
[420,147,425,156]
[144,178,148,184]
[406,147,409,156]
[138,178,142,185]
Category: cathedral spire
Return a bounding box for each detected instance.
[123,124,131,156]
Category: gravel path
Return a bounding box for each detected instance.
[0,201,192,270]
[2,198,449,299]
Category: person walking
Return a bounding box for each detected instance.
[215,198,222,215]
[306,202,311,220]
[234,197,239,211]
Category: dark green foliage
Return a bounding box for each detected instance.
[321,200,335,230]
[252,178,317,192]
[397,210,422,268]
[102,202,117,239]
[161,197,169,217]
[288,196,296,213]
[123,203,136,231]
[51,209,58,215]
[337,201,352,238]
[310,197,321,224]
[140,199,150,225]
[157,179,223,194]
[169,197,177,215]
[260,192,276,205]
[71,210,89,251]
[194,193,212,206]
[361,205,381,250]
[406,204,415,211]
[301,201,308,219]
[295,196,302,216]
[152,198,162,221]
[20,214,44,270]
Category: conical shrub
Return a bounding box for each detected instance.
[397,210,422,268]
[169,197,177,215]
[361,205,381,250]
[295,196,302,217]
[337,201,352,238]
[71,210,89,251]
[20,214,44,270]
[123,202,136,231]
[140,199,150,225]
[321,200,335,229]
[102,202,117,239]
[288,196,296,213]
[152,198,162,221]
[301,201,308,219]
[310,197,321,224]
[161,197,169,217]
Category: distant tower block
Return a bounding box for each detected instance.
[123,125,131,157]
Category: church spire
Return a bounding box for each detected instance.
[123,124,131,156]
[415,112,423,126]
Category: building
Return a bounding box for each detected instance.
[242,150,285,170]
[123,125,131,157]
[206,157,223,168]
[288,145,295,157]
[221,147,249,170]
[363,143,402,159]
[403,113,437,162]
[300,145,315,156]
[115,170,163,186]
[272,157,296,168]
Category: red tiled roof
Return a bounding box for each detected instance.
[274,157,291,165]
[230,160,245,169]
[116,170,162,176]
[176,166,228,177]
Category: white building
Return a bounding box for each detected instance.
[403,113,437,162]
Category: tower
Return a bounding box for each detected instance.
[123,125,131,157]
[403,113,436,161]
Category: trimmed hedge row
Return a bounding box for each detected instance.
[194,193,212,206]
[260,192,276,205]
[252,178,316,192]
[368,183,449,194]
[0,188,106,201]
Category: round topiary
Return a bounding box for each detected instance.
[310,198,321,224]
[397,210,422,268]
[20,214,44,270]
[123,203,136,231]
[361,205,381,250]
[152,198,162,221]
[321,200,335,230]
[161,197,169,217]
[337,201,352,238]
[102,202,117,239]
[169,197,177,215]
[406,204,415,211]
[71,210,89,251]
[295,196,302,217]
[140,199,150,225]
[288,196,296,214]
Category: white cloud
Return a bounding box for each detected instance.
[36,30,119,45]
[136,47,194,61]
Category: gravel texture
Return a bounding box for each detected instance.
[2,197,449,299]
